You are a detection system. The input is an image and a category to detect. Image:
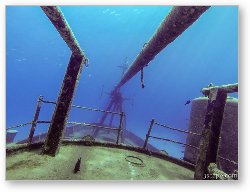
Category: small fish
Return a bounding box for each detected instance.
[185,100,191,106]
[74,157,81,173]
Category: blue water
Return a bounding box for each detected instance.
[6,6,238,158]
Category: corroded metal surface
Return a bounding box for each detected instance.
[184,96,238,175]
[43,54,85,156]
[202,83,238,96]
[194,89,227,180]
[41,6,88,156]
[115,6,210,90]
[41,6,84,57]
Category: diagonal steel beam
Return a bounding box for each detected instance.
[114,6,210,91]
[41,6,84,56]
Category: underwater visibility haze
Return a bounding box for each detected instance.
[6,6,238,180]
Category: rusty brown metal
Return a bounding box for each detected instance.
[114,6,210,90]
[201,83,238,96]
[41,6,88,156]
[43,54,85,155]
[194,88,228,180]
[41,6,84,56]
[27,95,43,144]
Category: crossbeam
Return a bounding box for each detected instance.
[114,6,210,90]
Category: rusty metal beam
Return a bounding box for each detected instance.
[41,6,84,56]
[114,6,210,90]
[194,88,228,180]
[202,83,238,96]
[41,6,87,156]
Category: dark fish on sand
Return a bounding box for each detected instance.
[74,157,81,173]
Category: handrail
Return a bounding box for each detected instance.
[149,136,199,150]
[6,122,33,130]
[42,99,122,115]
[154,122,201,136]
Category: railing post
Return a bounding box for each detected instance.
[116,112,124,144]
[27,95,43,144]
[143,118,155,150]
[194,88,227,180]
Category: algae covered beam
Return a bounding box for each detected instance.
[194,83,238,179]
[115,6,210,90]
[201,83,238,96]
[194,88,228,179]
[41,6,87,156]
[41,6,83,56]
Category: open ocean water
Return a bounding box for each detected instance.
[6,6,238,159]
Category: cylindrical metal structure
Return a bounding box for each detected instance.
[41,6,84,57]
[115,6,210,90]
[184,97,238,175]
[6,130,18,144]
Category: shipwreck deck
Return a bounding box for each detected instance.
[6,143,194,180]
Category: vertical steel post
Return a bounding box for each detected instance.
[27,95,43,144]
[194,88,227,180]
[43,53,84,156]
[118,103,125,143]
[143,118,155,149]
[116,112,124,144]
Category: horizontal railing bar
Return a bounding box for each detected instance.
[149,135,199,150]
[42,99,121,115]
[154,122,201,136]
[218,155,238,166]
[202,83,238,95]
[6,122,33,130]
[66,122,119,131]
[37,121,51,124]
[71,104,121,115]
[41,100,56,104]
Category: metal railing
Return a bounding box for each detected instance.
[7,95,125,145]
[218,155,238,166]
[143,118,200,150]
